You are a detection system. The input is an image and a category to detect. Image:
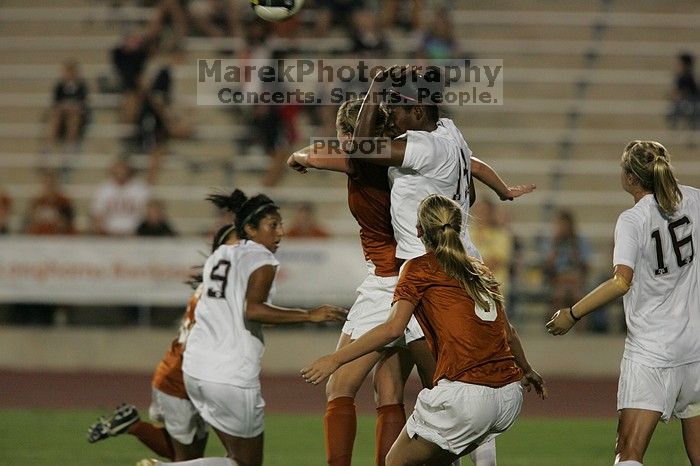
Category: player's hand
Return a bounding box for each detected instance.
[287,154,308,173]
[308,305,347,323]
[301,354,340,385]
[545,308,576,335]
[501,184,536,201]
[521,369,547,399]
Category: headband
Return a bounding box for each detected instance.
[218,224,237,245]
[241,202,276,227]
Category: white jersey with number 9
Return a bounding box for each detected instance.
[183,240,279,388]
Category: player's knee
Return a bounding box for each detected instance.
[373,379,403,406]
[325,374,359,400]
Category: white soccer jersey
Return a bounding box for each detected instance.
[613,185,700,367]
[183,240,279,387]
[388,118,479,260]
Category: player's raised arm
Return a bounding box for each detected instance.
[350,65,409,167]
[287,142,352,174]
[471,156,536,201]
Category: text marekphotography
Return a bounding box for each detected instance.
[196,59,503,106]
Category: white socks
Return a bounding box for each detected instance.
[615,461,642,466]
[157,459,239,466]
[469,438,497,466]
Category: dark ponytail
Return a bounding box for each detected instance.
[207,189,279,240]
[207,189,248,215]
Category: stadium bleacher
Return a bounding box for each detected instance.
[1,0,699,320]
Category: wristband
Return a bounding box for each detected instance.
[568,307,580,322]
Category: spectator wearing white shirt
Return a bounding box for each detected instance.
[91,158,150,236]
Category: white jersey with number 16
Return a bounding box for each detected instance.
[183,240,279,388]
[613,185,700,367]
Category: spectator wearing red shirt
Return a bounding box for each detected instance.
[285,203,329,238]
[25,169,75,235]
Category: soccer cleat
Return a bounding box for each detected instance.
[106,403,140,436]
[86,417,110,443]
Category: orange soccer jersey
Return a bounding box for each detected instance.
[347,159,400,277]
[151,286,201,399]
[394,252,523,388]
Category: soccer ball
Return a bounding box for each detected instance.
[250,0,304,22]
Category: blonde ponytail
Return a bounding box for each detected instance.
[335,99,389,137]
[652,156,683,217]
[418,195,504,311]
[622,140,682,217]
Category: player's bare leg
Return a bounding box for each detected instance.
[172,434,208,461]
[385,427,458,466]
[681,415,700,466]
[614,408,661,464]
[212,428,263,466]
[325,332,388,466]
[406,339,436,389]
[372,348,406,466]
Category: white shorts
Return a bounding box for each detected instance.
[617,358,700,422]
[184,374,265,438]
[148,387,208,444]
[342,272,403,344]
[406,380,523,455]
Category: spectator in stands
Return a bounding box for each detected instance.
[313,0,365,37]
[0,189,11,234]
[144,0,190,41]
[24,169,75,235]
[134,40,193,183]
[419,16,458,60]
[46,60,89,153]
[189,0,240,38]
[470,197,513,303]
[380,0,421,31]
[349,9,389,57]
[136,199,177,236]
[91,158,151,236]
[237,19,300,186]
[542,210,592,321]
[668,52,699,130]
[285,203,330,238]
[112,31,152,123]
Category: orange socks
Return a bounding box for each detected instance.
[127,421,175,461]
[324,397,357,466]
[375,404,406,466]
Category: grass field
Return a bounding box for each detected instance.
[0,409,690,466]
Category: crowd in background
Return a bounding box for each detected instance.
[5,0,684,331]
